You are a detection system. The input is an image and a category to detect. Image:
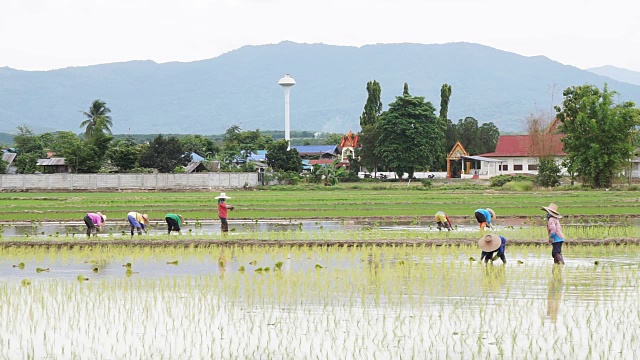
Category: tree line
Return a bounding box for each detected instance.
[356,81,500,178]
[2,100,337,175]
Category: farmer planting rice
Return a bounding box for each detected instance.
[83,212,106,237]
[215,192,234,233]
[165,214,183,235]
[474,208,495,230]
[435,211,453,231]
[478,233,507,264]
[127,212,149,237]
[542,203,565,265]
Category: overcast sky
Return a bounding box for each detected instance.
[1,0,638,72]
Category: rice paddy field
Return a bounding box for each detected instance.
[1,186,640,358]
[2,244,640,359]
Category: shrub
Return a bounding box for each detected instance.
[490,174,533,187]
[536,157,562,187]
[501,181,534,191]
[421,179,433,189]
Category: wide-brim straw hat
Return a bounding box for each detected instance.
[478,233,502,252]
[541,203,562,218]
[142,214,150,225]
[97,212,106,222]
[486,208,496,219]
[215,192,232,199]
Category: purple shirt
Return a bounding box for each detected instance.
[87,213,103,226]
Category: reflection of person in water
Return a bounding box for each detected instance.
[547,266,564,322]
[481,265,506,293]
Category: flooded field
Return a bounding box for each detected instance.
[1,245,639,358]
[1,215,638,238]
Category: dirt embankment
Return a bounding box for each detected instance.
[1,238,639,248]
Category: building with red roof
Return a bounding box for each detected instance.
[473,133,566,177]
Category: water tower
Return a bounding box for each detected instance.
[278,74,296,149]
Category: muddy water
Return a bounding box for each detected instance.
[0,219,482,238]
[2,216,637,238]
[1,247,639,358]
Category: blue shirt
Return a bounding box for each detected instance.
[475,209,492,225]
[481,236,507,257]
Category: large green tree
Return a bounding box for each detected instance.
[266,139,302,173]
[139,135,189,173]
[62,140,102,173]
[439,84,452,121]
[435,84,452,170]
[375,85,442,178]
[358,124,383,175]
[359,80,382,128]
[555,84,639,188]
[80,100,113,141]
[108,138,141,172]
[13,126,45,174]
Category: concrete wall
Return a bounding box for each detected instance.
[0,173,260,190]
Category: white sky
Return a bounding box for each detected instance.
[1,0,639,72]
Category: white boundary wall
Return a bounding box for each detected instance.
[0,173,259,190]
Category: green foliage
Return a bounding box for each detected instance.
[536,156,562,187]
[421,179,433,189]
[273,171,302,185]
[179,135,220,159]
[14,153,40,174]
[358,125,382,174]
[266,140,302,173]
[360,80,382,128]
[139,135,189,173]
[323,133,343,146]
[108,138,141,172]
[321,160,346,186]
[453,117,500,155]
[0,159,7,174]
[439,84,452,121]
[62,141,102,173]
[490,174,533,187]
[375,85,443,178]
[80,99,113,141]
[556,84,639,188]
[223,126,272,160]
[501,181,534,191]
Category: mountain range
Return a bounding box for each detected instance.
[1,41,640,135]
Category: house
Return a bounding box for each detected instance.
[2,152,17,174]
[290,145,338,160]
[471,134,566,178]
[36,158,69,173]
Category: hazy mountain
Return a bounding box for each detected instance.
[587,65,640,86]
[2,41,640,135]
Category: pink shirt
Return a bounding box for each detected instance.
[87,213,103,226]
[547,217,564,239]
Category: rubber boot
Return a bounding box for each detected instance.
[556,254,565,265]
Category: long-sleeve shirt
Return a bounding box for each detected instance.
[127,212,146,229]
[87,213,103,226]
[481,236,507,259]
[218,202,229,218]
[475,209,492,225]
[547,216,565,243]
[165,214,181,226]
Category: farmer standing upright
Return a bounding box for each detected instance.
[542,203,565,265]
[216,192,234,233]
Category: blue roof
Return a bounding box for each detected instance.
[191,152,205,161]
[291,145,337,154]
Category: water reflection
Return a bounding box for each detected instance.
[546,266,564,323]
[481,265,506,293]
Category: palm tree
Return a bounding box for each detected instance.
[80,100,113,140]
